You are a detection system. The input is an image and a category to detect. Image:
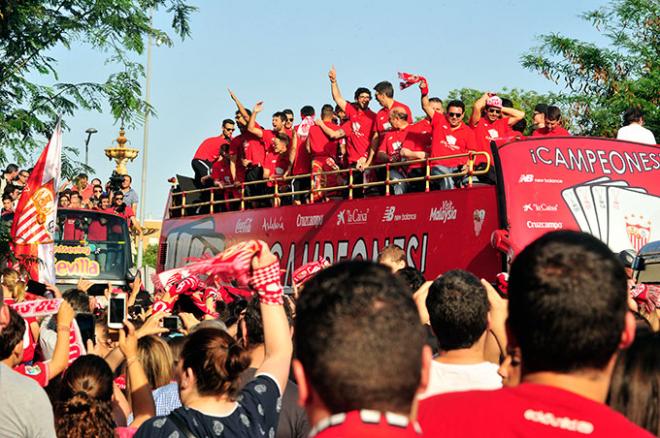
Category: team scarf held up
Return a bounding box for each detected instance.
[398,72,428,96]
[152,240,278,315]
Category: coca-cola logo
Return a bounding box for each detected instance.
[262,217,284,232]
[429,201,457,222]
[235,218,253,234]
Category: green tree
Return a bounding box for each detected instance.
[142,243,159,268]
[521,0,659,138]
[0,0,196,165]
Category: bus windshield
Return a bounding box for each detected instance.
[54,209,133,282]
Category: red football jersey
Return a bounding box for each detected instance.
[375,100,414,134]
[15,361,49,387]
[308,122,341,159]
[343,102,376,164]
[263,150,290,179]
[230,131,265,167]
[418,383,654,437]
[472,117,511,164]
[405,119,433,169]
[193,135,228,162]
[378,126,417,164]
[291,126,312,175]
[430,112,473,167]
[210,158,233,185]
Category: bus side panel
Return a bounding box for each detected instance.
[160,187,501,283]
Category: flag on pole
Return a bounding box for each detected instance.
[11,121,63,284]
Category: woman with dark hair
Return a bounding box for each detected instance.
[56,355,115,438]
[135,244,293,437]
[56,321,156,437]
[607,327,660,436]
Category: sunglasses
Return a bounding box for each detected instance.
[115,197,124,201]
[487,108,502,114]
[286,118,294,122]
[224,127,235,131]
[448,112,463,118]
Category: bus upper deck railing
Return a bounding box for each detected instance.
[168,151,491,216]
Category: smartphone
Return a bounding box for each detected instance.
[27,279,48,297]
[163,315,181,333]
[76,313,96,347]
[108,293,127,330]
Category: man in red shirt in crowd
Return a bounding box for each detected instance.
[287,106,315,205]
[421,86,474,189]
[404,93,444,192]
[111,192,142,235]
[191,119,235,187]
[470,93,525,153]
[327,66,376,198]
[418,231,652,437]
[294,261,430,437]
[308,105,342,202]
[532,105,571,137]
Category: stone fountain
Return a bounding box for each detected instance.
[104,127,139,175]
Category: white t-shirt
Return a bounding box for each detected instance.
[616,124,657,145]
[418,360,502,400]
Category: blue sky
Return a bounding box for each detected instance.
[30,0,608,219]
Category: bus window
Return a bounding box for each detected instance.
[54,209,133,282]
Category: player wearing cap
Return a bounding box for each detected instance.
[470,93,525,163]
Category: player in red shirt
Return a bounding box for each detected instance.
[420,85,474,189]
[327,66,376,198]
[262,132,291,207]
[532,105,571,137]
[208,144,235,211]
[373,80,413,148]
[406,92,444,191]
[286,106,315,205]
[418,231,652,437]
[308,105,343,202]
[470,93,525,151]
[191,119,235,187]
[375,107,419,195]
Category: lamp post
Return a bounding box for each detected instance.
[137,16,154,271]
[84,128,98,167]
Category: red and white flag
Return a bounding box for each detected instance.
[11,122,63,284]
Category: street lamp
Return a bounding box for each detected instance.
[84,128,98,167]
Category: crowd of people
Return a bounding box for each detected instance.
[0,230,658,437]
[0,167,142,235]
[189,69,657,208]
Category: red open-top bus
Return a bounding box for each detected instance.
[158,137,660,285]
